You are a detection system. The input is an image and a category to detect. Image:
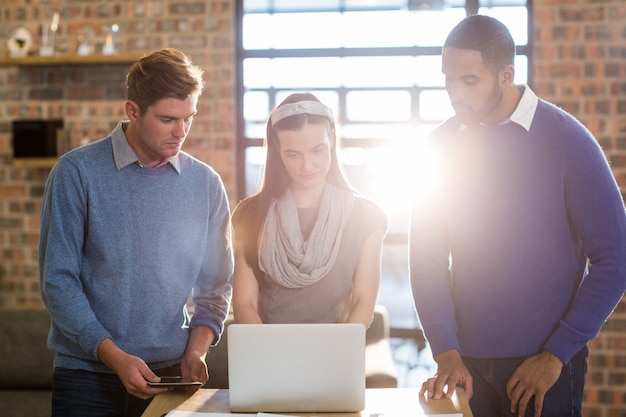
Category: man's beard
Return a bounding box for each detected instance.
[453,81,503,125]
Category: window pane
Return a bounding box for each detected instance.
[243,57,344,88]
[243,0,269,12]
[275,58,344,88]
[412,8,467,46]
[344,0,407,9]
[273,0,340,11]
[339,146,366,167]
[245,0,343,12]
[245,12,362,50]
[243,58,273,88]
[243,91,270,122]
[419,89,454,121]
[342,57,417,88]
[346,90,412,122]
[378,243,420,328]
[514,55,528,84]
[342,140,439,232]
[244,147,267,196]
[415,56,445,87]
[270,13,343,49]
[245,121,266,139]
[242,14,272,50]
[342,11,416,48]
[341,123,416,140]
[242,7,526,50]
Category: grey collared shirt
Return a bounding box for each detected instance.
[110,121,181,173]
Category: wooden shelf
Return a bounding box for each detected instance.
[0,52,143,66]
[12,157,57,168]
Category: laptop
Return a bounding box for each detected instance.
[227,323,366,413]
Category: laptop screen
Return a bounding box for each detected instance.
[227,323,366,413]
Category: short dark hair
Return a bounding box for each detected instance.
[126,48,204,114]
[444,15,515,74]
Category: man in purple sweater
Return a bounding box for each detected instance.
[410,15,626,417]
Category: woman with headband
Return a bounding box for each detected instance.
[231,92,387,327]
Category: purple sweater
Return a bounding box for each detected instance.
[410,99,626,364]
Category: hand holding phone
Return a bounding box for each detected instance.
[147,376,203,388]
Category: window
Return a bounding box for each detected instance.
[237,0,530,385]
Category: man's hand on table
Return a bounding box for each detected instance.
[420,349,473,400]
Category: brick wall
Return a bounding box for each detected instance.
[0,0,236,308]
[0,0,624,414]
[533,1,626,415]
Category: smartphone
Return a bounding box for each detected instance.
[147,376,203,387]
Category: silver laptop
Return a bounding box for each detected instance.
[227,323,366,413]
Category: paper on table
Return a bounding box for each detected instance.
[426,414,462,417]
[257,414,297,417]
[165,411,299,417]
[165,412,461,417]
[164,413,299,417]
[366,410,463,417]
[368,413,462,417]
[165,412,256,417]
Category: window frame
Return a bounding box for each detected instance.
[235,0,533,245]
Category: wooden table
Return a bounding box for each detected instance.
[141,387,473,417]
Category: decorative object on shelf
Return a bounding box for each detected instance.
[40,11,60,57]
[77,27,94,56]
[102,23,119,55]
[7,26,33,58]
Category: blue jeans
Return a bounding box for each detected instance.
[51,366,180,417]
[463,346,588,417]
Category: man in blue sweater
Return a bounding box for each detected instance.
[410,15,626,417]
[39,48,233,417]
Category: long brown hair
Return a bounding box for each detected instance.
[232,92,353,274]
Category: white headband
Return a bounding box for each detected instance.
[270,100,334,127]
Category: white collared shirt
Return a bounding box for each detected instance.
[506,84,539,132]
[459,84,539,132]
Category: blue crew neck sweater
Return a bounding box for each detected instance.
[39,131,233,373]
[410,99,626,364]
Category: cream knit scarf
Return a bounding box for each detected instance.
[258,183,355,288]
